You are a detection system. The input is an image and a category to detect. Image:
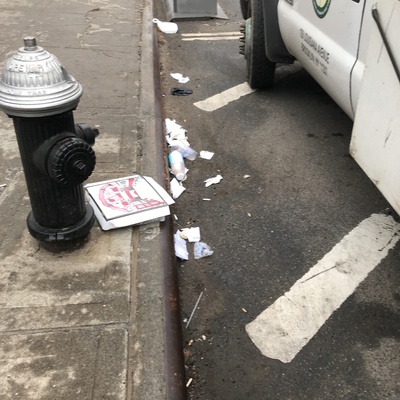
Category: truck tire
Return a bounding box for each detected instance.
[246,0,276,88]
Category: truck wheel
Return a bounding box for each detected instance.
[240,0,249,19]
[245,0,276,89]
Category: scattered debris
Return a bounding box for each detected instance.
[181,227,201,242]
[171,87,193,96]
[186,378,193,388]
[169,150,186,180]
[247,212,252,217]
[186,291,204,328]
[84,175,174,230]
[204,174,223,187]
[194,242,213,259]
[200,150,214,160]
[174,230,189,260]
[152,18,178,34]
[202,335,207,341]
[242,308,247,313]
[170,72,190,83]
[165,118,187,141]
[165,119,198,175]
[170,138,197,160]
[164,118,219,262]
[243,175,251,179]
[0,183,6,188]
[170,178,186,199]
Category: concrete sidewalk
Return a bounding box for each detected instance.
[0,0,183,399]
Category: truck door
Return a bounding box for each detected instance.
[277,0,366,119]
[350,0,400,215]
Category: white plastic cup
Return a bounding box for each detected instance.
[170,140,198,161]
[169,150,186,180]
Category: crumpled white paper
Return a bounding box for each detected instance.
[204,174,223,187]
[174,230,189,260]
[165,118,187,141]
[170,178,186,199]
[170,72,190,83]
[181,227,201,242]
[200,150,214,160]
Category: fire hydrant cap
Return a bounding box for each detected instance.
[0,37,83,117]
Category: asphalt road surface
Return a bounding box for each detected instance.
[156,1,400,399]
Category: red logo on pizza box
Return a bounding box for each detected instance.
[99,177,165,213]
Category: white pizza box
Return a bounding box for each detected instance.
[85,175,174,231]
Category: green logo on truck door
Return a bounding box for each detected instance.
[312,0,331,18]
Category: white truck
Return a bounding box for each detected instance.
[240,0,400,215]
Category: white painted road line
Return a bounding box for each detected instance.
[194,82,255,112]
[181,32,241,41]
[181,32,241,37]
[246,213,400,363]
[182,37,240,41]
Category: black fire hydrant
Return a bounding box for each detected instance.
[0,37,98,244]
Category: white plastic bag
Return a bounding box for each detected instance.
[194,242,213,259]
[153,18,178,34]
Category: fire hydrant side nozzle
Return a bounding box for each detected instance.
[0,37,100,246]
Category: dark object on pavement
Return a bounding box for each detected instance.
[171,87,193,96]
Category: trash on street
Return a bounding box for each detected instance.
[85,175,174,230]
[169,150,186,180]
[170,72,190,83]
[152,18,178,34]
[186,291,203,328]
[170,138,197,160]
[200,150,214,160]
[165,119,198,163]
[204,174,223,187]
[194,242,213,259]
[174,230,189,260]
[171,87,193,96]
[170,178,186,199]
[165,118,187,141]
[181,227,201,242]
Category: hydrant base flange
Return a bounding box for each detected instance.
[27,204,95,243]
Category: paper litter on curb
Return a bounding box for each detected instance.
[85,175,174,230]
[170,72,190,83]
[170,178,186,199]
[200,150,214,160]
[174,230,189,260]
[181,227,201,242]
[165,118,187,141]
[204,174,223,187]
